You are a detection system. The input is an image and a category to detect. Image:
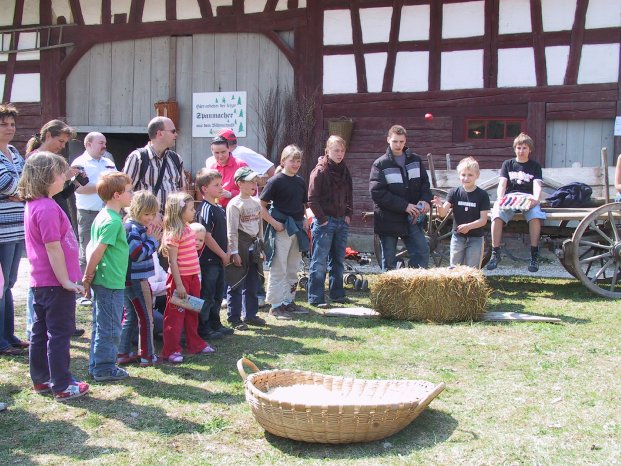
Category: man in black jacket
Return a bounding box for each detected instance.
[369,125,432,270]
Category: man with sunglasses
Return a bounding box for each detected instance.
[123,116,185,215]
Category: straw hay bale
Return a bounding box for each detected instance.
[369,266,489,322]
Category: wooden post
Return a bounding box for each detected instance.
[445,153,451,171]
[601,147,610,204]
[427,153,437,188]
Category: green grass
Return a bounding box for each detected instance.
[1,275,620,465]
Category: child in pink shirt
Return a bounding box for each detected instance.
[18,152,89,401]
[160,192,214,363]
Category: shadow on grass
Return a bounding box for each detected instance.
[0,385,124,463]
[80,391,206,436]
[487,276,608,303]
[263,408,457,459]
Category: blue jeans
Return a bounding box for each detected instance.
[227,258,259,322]
[307,217,349,304]
[450,234,484,268]
[89,284,125,377]
[379,223,429,270]
[0,240,24,350]
[199,261,225,334]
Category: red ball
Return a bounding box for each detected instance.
[424,113,433,121]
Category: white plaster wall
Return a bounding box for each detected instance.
[0,1,15,26]
[364,52,387,92]
[585,0,621,29]
[577,43,620,84]
[245,0,268,14]
[441,50,483,89]
[398,5,430,41]
[324,10,352,45]
[541,0,576,31]
[299,0,306,7]
[359,7,392,43]
[276,0,287,11]
[16,32,39,61]
[499,0,532,34]
[497,47,536,87]
[82,0,102,25]
[545,46,569,85]
[51,0,72,24]
[177,0,202,19]
[11,73,40,101]
[22,0,39,25]
[393,51,429,92]
[111,0,131,19]
[142,0,166,22]
[0,75,4,91]
[442,1,485,38]
[323,55,357,94]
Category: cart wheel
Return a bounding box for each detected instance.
[569,202,621,299]
[361,279,369,291]
[354,278,362,290]
[344,273,357,286]
[557,239,578,278]
[299,276,309,290]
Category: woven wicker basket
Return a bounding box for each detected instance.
[237,358,445,444]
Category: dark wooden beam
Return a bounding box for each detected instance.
[564,0,588,85]
[129,0,146,24]
[382,0,404,93]
[0,61,39,74]
[350,0,368,93]
[530,0,547,86]
[483,0,499,88]
[68,0,85,25]
[102,0,112,24]
[197,0,214,18]
[527,101,546,165]
[428,0,442,91]
[264,0,278,12]
[616,30,621,159]
[166,0,176,20]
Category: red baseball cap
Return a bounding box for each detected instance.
[217,128,237,142]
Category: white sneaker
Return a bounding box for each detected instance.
[76,296,92,306]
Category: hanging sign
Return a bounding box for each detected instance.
[192,91,247,138]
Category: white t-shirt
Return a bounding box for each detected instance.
[72,151,117,210]
[205,145,273,175]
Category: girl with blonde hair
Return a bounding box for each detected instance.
[161,192,214,363]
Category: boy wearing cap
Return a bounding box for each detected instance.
[210,128,275,186]
[224,167,266,329]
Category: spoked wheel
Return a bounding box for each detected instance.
[569,202,621,298]
[426,189,452,267]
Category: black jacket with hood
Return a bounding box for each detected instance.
[369,147,432,236]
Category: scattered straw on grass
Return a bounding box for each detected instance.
[369,266,490,322]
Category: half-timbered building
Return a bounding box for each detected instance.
[1,0,620,235]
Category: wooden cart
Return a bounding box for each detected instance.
[366,150,621,299]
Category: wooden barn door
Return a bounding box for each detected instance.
[66,33,294,173]
[545,120,615,168]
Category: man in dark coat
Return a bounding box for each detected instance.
[369,125,432,270]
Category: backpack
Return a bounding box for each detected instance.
[136,148,182,195]
[546,182,592,208]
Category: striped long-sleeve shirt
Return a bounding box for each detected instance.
[0,145,25,243]
[124,219,160,280]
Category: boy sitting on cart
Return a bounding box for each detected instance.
[487,133,546,273]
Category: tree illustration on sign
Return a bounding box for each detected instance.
[238,122,244,133]
[215,98,219,103]
[239,109,244,117]
[237,97,242,105]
